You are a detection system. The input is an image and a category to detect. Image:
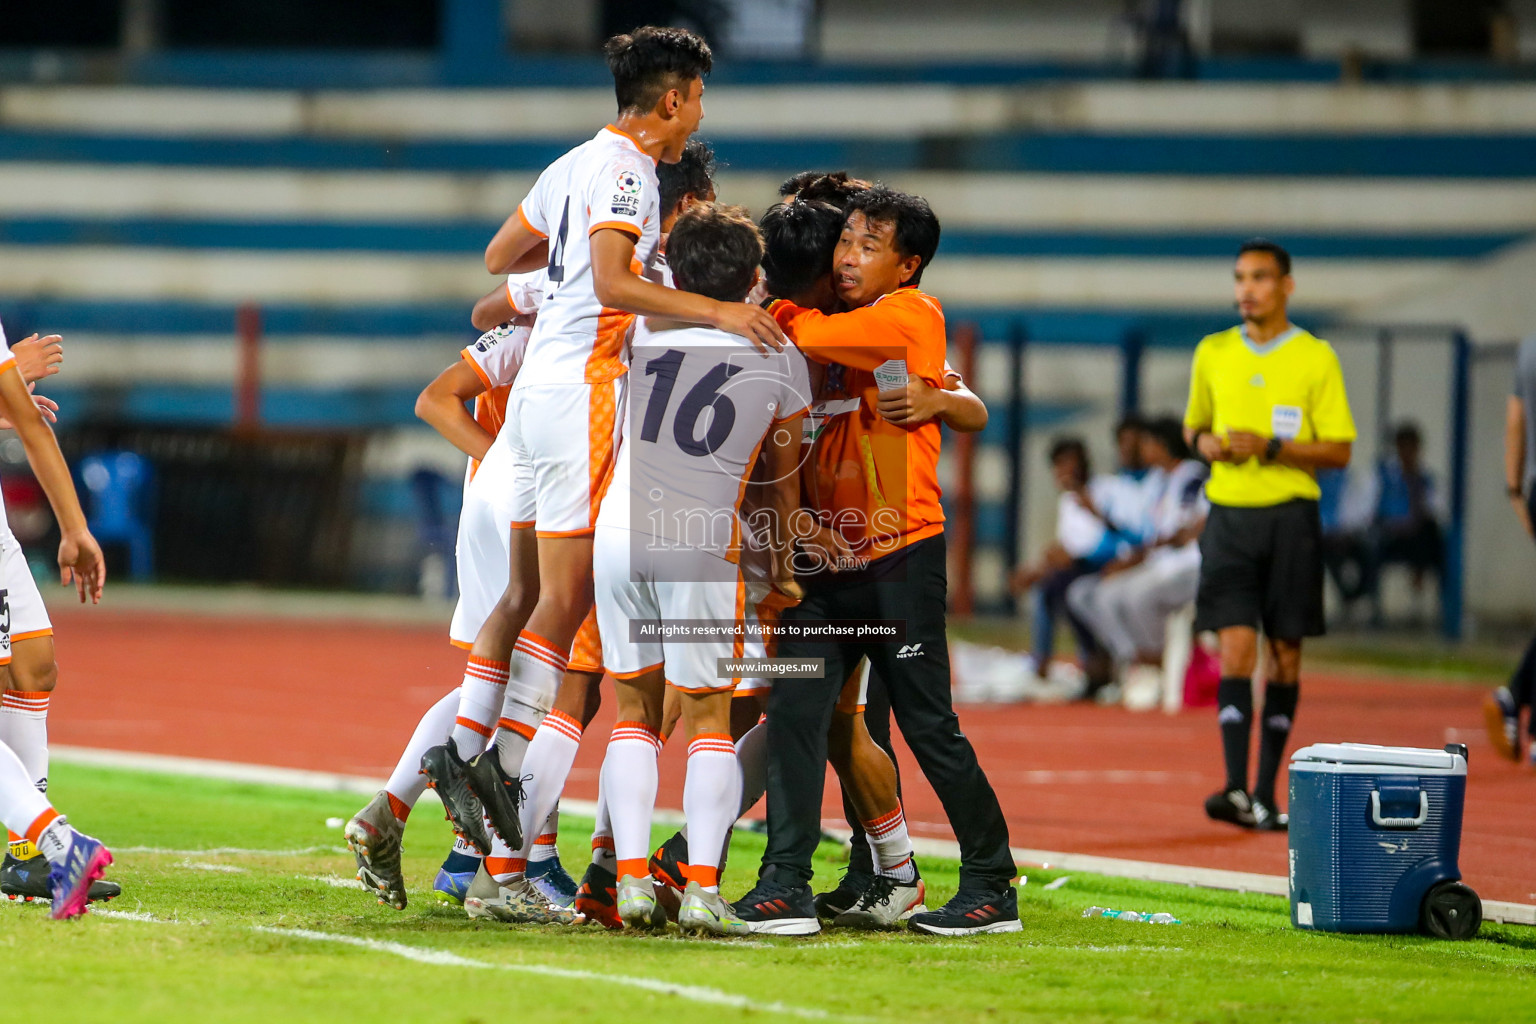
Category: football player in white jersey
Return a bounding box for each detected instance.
[344,306,538,910]
[586,204,809,935]
[412,140,730,925]
[424,31,785,872]
[0,317,113,919]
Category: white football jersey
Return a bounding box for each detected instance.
[514,126,662,388]
[504,268,548,317]
[0,322,17,537]
[463,321,532,392]
[598,321,812,561]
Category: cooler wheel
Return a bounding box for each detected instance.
[1419,881,1482,940]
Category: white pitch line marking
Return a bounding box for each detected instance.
[53,745,1536,926]
[255,927,853,1019]
[114,845,346,857]
[301,874,366,890]
[178,860,248,873]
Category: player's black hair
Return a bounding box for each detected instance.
[604,26,713,114]
[1145,417,1190,461]
[1237,237,1292,277]
[759,199,844,300]
[1115,413,1147,438]
[657,138,717,216]
[796,172,873,210]
[1048,436,1090,480]
[668,202,763,304]
[778,170,825,198]
[843,186,942,288]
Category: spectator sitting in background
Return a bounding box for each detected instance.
[1066,417,1208,704]
[1009,434,1142,699]
[1362,422,1444,623]
[1318,466,1371,618]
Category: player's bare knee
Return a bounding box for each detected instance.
[8,654,57,692]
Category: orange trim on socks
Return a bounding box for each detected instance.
[486,856,523,878]
[497,718,538,740]
[534,833,558,846]
[616,858,648,880]
[686,863,719,889]
[592,835,615,851]
[24,808,58,846]
[454,716,495,739]
[386,792,411,823]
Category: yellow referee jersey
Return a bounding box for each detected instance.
[1184,325,1356,507]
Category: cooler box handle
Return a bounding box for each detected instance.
[1370,788,1429,828]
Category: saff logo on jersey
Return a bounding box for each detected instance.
[897,643,924,659]
[615,169,643,195]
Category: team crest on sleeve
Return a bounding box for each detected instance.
[611,164,644,216]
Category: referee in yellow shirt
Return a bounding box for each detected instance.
[1184,239,1356,831]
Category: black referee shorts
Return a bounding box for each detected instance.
[1195,499,1326,640]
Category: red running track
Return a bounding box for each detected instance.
[42,605,1536,904]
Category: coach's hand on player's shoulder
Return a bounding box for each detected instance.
[12,334,63,384]
[58,528,105,604]
[710,301,786,353]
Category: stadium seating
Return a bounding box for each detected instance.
[1,74,1533,594]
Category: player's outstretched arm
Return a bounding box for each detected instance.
[416,360,494,462]
[0,365,103,603]
[485,212,550,276]
[590,229,785,351]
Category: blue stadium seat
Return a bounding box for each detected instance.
[79,451,155,582]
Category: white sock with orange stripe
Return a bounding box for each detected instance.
[0,690,49,791]
[590,781,616,871]
[863,806,917,883]
[487,705,581,880]
[451,656,508,759]
[734,714,769,818]
[1,689,49,860]
[528,809,559,865]
[682,732,740,894]
[383,688,460,823]
[491,685,543,780]
[0,739,54,853]
[484,828,520,884]
[600,720,661,881]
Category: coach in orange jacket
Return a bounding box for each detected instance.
[734,188,1020,937]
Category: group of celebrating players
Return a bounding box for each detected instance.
[343,23,1023,938]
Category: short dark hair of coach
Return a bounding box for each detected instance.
[1183,238,1357,834]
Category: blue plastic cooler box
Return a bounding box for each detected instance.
[1288,742,1481,939]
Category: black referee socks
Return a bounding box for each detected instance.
[1253,682,1299,808]
[1216,677,1252,793]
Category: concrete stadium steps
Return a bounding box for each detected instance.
[0,243,1462,310]
[6,127,1536,176]
[9,163,1536,232]
[13,83,1536,138]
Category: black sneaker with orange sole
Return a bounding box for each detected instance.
[573,861,621,930]
[648,831,689,922]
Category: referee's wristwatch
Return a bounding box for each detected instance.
[1264,437,1284,463]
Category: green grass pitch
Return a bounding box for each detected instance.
[3,761,1532,1023]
